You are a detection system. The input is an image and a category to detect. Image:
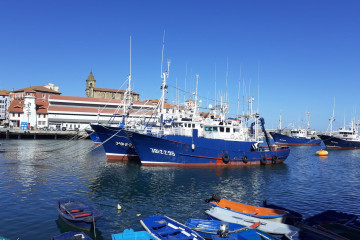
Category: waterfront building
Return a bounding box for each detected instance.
[8,85,60,129]
[0,90,10,125]
[85,71,140,101]
[47,95,158,130]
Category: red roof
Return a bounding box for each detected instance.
[8,99,49,114]
[0,90,10,96]
[14,86,61,94]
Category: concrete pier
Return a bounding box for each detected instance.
[0,128,89,140]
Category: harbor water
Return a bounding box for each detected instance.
[0,139,359,239]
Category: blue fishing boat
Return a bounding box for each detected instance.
[270,131,321,146]
[185,219,248,239]
[90,123,139,161]
[141,215,205,240]
[112,228,156,240]
[57,198,103,231]
[51,232,92,240]
[318,121,360,149]
[125,116,290,167]
[85,129,102,146]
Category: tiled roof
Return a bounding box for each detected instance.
[0,90,10,96]
[8,99,50,114]
[8,100,24,113]
[14,86,61,94]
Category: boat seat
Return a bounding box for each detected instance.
[152,221,167,230]
[157,227,182,237]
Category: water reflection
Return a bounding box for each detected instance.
[0,139,360,240]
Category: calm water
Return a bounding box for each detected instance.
[0,139,359,239]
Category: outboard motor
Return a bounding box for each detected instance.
[217,222,229,238]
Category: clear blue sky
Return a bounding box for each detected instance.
[1,0,359,131]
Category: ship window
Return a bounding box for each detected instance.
[205,127,212,131]
[192,124,195,128]
[226,128,230,133]
[213,127,218,132]
[220,127,224,132]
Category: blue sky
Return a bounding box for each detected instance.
[1,0,359,130]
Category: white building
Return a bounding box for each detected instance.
[47,95,158,130]
[0,90,10,125]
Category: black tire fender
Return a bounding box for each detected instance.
[260,156,267,165]
[222,154,229,164]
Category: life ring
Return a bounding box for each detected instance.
[242,155,249,164]
[222,154,229,164]
[272,155,278,163]
[260,156,267,165]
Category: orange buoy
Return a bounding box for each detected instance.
[316,149,328,156]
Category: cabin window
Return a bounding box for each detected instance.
[213,127,218,132]
[192,124,195,128]
[205,127,212,131]
[220,127,224,132]
[234,129,239,133]
[226,128,230,133]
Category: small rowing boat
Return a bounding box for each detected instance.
[141,215,204,240]
[205,207,298,237]
[185,219,249,239]
[57,198,103,231]
[206,196,288,223]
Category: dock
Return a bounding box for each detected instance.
[0,128,89,140]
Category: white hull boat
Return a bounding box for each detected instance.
[205,207,298,237]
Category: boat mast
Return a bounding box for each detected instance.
[306,110,310,130]
[122,36,132,123]
[193,74,199,117]
[329,98,336,135]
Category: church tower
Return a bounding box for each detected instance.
[85,71,96,97]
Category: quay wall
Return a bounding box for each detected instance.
[0,128,89,140]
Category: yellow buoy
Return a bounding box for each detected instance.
[316,149,328,156]
[136,214,141,217]
[117,203,122,210]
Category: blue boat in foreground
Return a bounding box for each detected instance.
[112,228,156,240]
[51,232,92,240]
[141,215,205,240]
[57,198,103,231]
[185,219,248,239]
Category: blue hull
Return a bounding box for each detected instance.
[318,135,360,149]
[126,130,290,167]
[185,219,246,239]
[270,132,321,146]
[141,215,204,240]
[90,124,139,161]
[112,229,156,240]
[85,129,102,145]
[57,198,103,231]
